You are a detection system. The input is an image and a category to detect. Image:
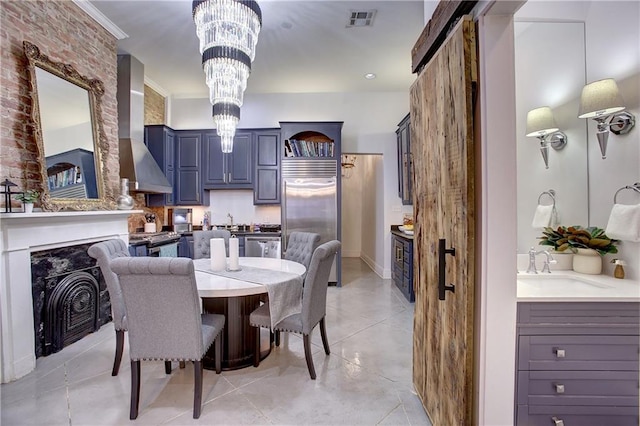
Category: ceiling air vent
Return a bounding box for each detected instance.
[347,10,376,27]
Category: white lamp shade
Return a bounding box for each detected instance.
[578,78,626,119]
[526,106,559,137]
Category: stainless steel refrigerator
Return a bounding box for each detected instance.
[282,159,341,285]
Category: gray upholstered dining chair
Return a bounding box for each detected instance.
[87,239,130,376]
[256,230,319,296]
[250,240,341,380]
[192,229,231,259]
[110,257,225,420]
[284,231,321,273]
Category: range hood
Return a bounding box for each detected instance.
[116,55,172,194]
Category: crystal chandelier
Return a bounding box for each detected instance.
[192,0,262,153]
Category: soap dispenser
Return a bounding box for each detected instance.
[612,259,626,279]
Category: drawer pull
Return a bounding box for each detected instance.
[551,417,564,426]
[554,348,565,358]
[554,384,565,394]
[396,247,403,262]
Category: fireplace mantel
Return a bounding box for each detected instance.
[0,210,141,383]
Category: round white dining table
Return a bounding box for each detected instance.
[193,257,306,297]
[192,257,306,370]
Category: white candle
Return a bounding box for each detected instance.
[210,238,226,271]
[229,236,240,270]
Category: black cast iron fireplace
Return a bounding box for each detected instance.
[31,242,112,357]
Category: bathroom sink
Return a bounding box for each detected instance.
[517,274,614,297]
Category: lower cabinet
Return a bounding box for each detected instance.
[128,244,148,257]
[515,302,640,425]
[178,235,193,258]
[391,233,414,302]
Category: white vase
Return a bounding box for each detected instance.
[572,248,602,275]
[24,203,33,214]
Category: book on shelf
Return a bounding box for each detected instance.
[287,139,335,158]
[48,165,81,190]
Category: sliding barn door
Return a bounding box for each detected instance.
[410,17,477,426]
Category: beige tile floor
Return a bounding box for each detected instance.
[1,258,431,425]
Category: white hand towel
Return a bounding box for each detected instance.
[532,205,554,228]
[605,204,640,242]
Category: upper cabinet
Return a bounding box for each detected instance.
[175,131,207,206]
[145,125,175,206]
[203,131,253,189]
[396,114,412,205]
[253,129,281,204]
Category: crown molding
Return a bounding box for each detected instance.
[144,77,169,98]
[72,0,129,40]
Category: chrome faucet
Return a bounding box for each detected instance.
[527,247,556,274]
[539,250,557,273]
[227,213,233,226]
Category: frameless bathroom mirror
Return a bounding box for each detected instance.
[24,41,111,211]
[514,18,589,253]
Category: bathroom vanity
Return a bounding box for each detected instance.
[515,273,640,425]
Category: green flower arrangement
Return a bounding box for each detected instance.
[538,225,619,256]
[14,189,39,203]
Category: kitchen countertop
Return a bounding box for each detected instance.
[177,230,281,238]
[390,225,414,240]
[517,270,640,302]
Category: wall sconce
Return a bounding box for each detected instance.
[525,106,567,169]
[578,78,636,159]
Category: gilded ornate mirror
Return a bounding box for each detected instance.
[23,41,113,211]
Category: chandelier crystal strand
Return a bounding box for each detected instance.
[193,0,262,152]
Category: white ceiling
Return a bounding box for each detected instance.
[89,0,427,98]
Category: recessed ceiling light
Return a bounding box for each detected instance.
[364,73,376,80]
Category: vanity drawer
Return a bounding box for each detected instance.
[517,370,638,406]
[516,404,638,426]
[518,335,639,371]
[518,302,640,326]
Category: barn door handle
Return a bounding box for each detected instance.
[438,238,456,300]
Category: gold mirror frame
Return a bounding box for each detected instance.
[23,40,114,211]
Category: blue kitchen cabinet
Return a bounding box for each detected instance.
[145,125,175,206]
[175,131,207,205]
[202,131,253,189]
[253,129,281,204]
[391,231,414,302]
[396,114,412,205]
[128,244,148,257]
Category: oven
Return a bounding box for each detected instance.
[129,232,181,257]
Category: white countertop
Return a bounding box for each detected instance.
[517,270,640,302]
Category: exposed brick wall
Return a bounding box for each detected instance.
[144,85,165,125]
[0,1,119,210]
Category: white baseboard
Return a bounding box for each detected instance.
[360,252,390,278]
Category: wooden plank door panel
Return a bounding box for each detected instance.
[410,16,477,426]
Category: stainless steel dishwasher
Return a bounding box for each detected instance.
[245,235,281,258]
